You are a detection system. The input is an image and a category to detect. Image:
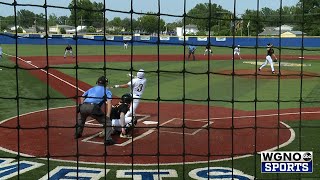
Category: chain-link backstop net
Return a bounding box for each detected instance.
[0,0,319,179]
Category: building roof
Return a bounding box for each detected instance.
[184,24,197,29]
[49,25,74,29]
[259,30,305,36]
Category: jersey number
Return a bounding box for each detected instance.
[137,84,143,92]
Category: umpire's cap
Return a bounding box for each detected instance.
[121,93,132,104]
[96,76,108,86]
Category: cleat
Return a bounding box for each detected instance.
[120,133,132,139]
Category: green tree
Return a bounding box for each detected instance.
[121,18,138,32]
[185,3,232,32]
[60,28,66,34]
[241,9,264,36]
[58,16,70,25]
[295,0,320,35]
[48,14,59,27]
[138,13,165,34]
[68,0,103,27]
[17,9,36,27]
[86,26,96,33]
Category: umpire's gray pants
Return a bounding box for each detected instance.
[76,103,112,141]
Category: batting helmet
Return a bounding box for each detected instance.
[96,76,108,86]
[137,69,145,79]
[121,93,132,104]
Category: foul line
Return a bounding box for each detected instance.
[3,52,85,93]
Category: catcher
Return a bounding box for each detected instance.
[99,93,137,139]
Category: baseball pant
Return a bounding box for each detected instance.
[259,55,275,72]
[125,94,140,118]
[112,117,133,131]
[204,49,212,55]
[188,50,195,60]
[76,103,112,141]
[64,50,73,57]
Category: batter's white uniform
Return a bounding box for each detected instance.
[126,70,147,117]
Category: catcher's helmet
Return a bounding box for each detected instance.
[96,76,108,86]
[121,93,132,104]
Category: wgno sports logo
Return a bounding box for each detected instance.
[261,151,313,173]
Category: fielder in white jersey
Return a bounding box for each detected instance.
[113,69,147,118]
[233,45,242,59]
[0,46,2,70]
[0,46,2,59]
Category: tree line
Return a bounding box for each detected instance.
[0,0,318,35]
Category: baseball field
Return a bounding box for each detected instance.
[0,44,319,179]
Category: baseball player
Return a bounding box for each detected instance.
[203,44,213,56]
[0,45,2,59]
[188,45,197,61]
[233,45,242,59]
[76,76,114,146]
[99,93,137,138]
[64,44,74,58]
[258,43,278,74]
[123,41,128,49]
[112,69,147,118]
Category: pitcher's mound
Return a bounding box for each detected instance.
[218,69,318,79]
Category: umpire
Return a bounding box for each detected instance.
[76,76,114,146]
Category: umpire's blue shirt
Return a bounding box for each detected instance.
[188,45,196,51]
[83,85,112,105]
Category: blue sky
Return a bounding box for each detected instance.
[0,0,299,22]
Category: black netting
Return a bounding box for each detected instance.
[0,0,318,179]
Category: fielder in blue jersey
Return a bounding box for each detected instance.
[76,76,115,146]
[188,45,197,61]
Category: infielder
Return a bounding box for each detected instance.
[233,45,242,59]
[0,45,2,70]
[123,41,128,49]
[203,44,213,56]
[258,43,278,74]
[188,45,197,61]
[76,76,114,146]
[64,44,74,58]
[113,69,147,118]
[0,45,2,59]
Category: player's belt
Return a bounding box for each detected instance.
[83,102,96,105]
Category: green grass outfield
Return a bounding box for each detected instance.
[1,44,320,56]
[0,45,319,179]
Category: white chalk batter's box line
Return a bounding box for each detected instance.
[158,118,214,135]
[83,117,214,147]
[82,114,151,147]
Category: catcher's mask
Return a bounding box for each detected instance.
[96,76,109,86]
[121,93,132,104]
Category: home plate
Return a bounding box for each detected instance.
[143,121,158,125]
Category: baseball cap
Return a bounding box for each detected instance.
[96,76,108,85]
[137,69,145,79]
